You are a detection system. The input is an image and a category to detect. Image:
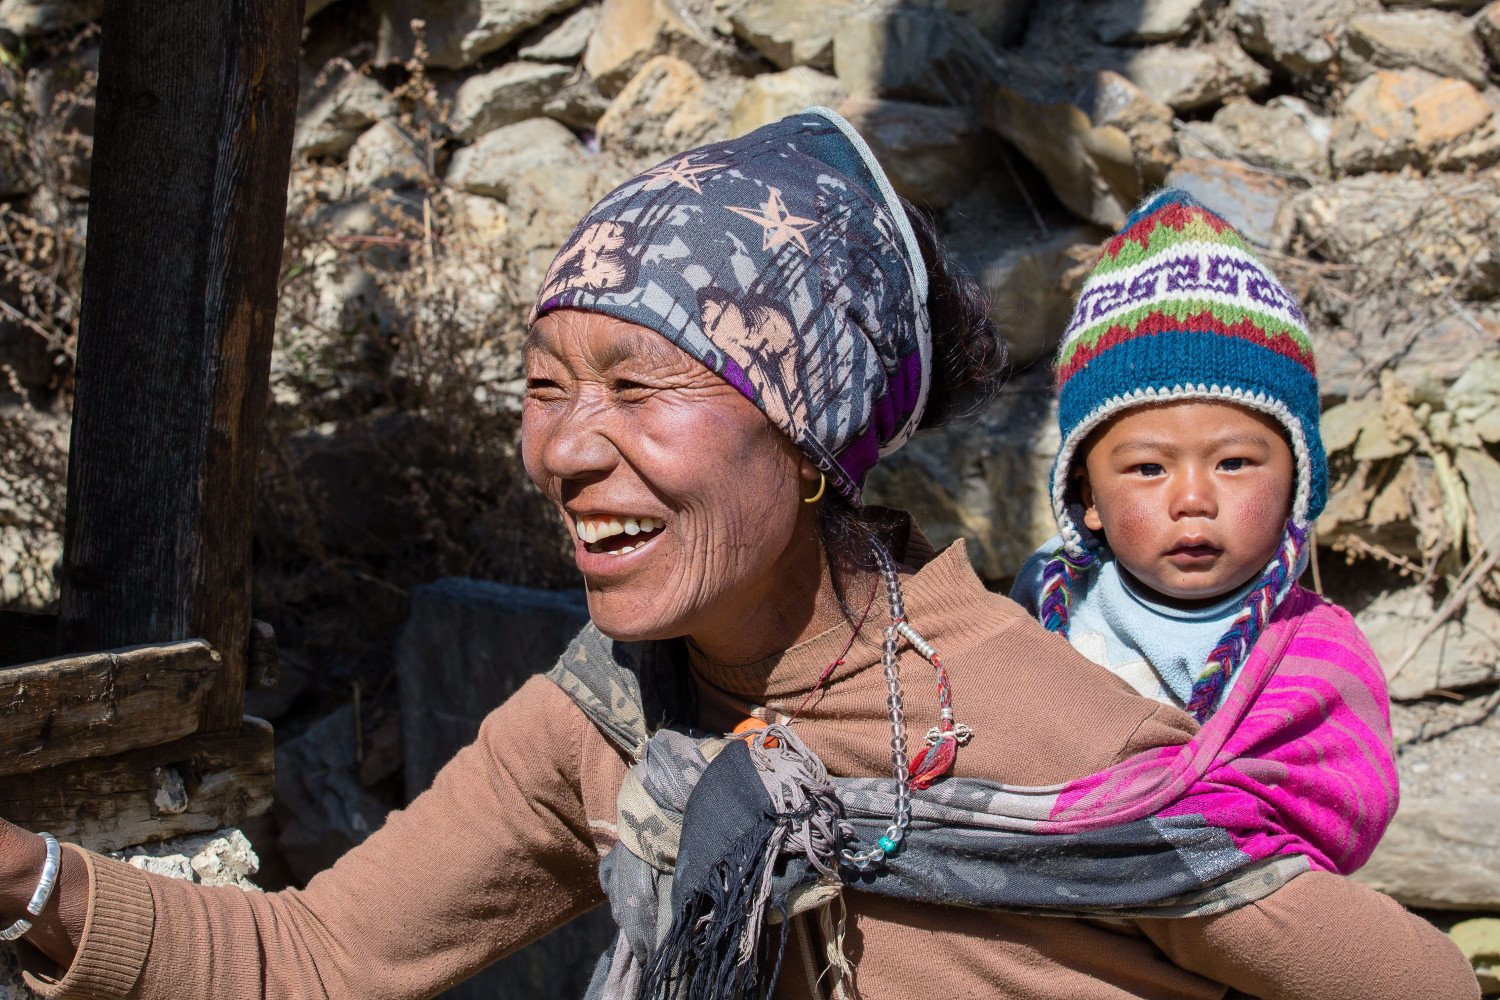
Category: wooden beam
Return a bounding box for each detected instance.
[55,0,305,731]
[0,640,221,777]
[0,717,274,853]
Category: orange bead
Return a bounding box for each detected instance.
[731,716,779,748]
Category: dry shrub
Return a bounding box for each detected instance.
[254,46,575,695]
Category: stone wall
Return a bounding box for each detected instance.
[0,0,1497,993]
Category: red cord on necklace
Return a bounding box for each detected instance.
[788,577,880,724]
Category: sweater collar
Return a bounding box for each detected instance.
[687,537,997,703]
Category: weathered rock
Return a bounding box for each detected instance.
[864,366,1062,581]
[1356,701,1500,909]
[946,206,1104,368]
[730,66,848,135]
[1355,585,1500,698]
[450,192,510,244]
[374,0,584,69]
[1380,0,1488,9]
[833,5,1003,105]
[1450,918,1500,995]
[1095,0,1205,43]
[730,0,857,69]
[447,117,598,248]
[518,3,600,61]
[1177,97,1331,175]
[1164,157,1297,250]
[1232,0,1380,77]
[596,56,742,161]
[0,0,99,35]
[346,119,426,191]
[1343,9,1489,86]
[274,703,395,883]
[1124,37,1271,112]
[449,61,573,140]
[834,97,987,208]
[295,69,395,160]
[1331,69,1496,173]
[1295,172,1500,301]
[394,577,613,1000]
[1478,3,1500,67]
[542,72,612,129]
[985,69,1174,228]
[583,0,750,97]
[112,828,261,890]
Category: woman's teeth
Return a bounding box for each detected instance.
[575,515,664,554]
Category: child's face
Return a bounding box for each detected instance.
[1078,400,1294,604]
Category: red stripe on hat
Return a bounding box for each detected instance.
[1057,309,1318,386]
[1104,201,1231,259]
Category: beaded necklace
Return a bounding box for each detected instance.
[839,538,970,872]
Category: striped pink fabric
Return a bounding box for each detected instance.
[1042,587,1397,875]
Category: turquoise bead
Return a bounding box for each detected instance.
[877,835,898,854]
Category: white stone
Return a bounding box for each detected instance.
[1125,38,1271,111]
[1095,0,1205,43]
[446,118,599,248]
[449,62,573,140]
[730,67,848,136]
[375,0,585,69]
[295,69,394,160]
[518,4,600,61]
[730,0,860,69]
[0,0,99,36]
[346,119,425,191]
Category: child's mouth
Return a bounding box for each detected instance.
[1167,542,1221,563]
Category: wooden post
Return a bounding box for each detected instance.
[56,0,304,732]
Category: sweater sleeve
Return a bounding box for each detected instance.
[21,674,609,1000]
[1136,870,1479,1000]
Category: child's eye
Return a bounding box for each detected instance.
[1135,463,1166,478]
[1219,457,1248,472]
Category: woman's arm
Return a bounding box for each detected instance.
[1138,869,1478,1000]
[8,674,612,1000]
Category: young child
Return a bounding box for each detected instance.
[1012,188,1349,723]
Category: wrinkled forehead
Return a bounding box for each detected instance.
[525,309,701,374]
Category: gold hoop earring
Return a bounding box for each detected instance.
[803,472,826,504]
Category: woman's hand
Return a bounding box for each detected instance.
[0,818,84,970]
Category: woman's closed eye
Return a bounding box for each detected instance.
[526,376,566,401]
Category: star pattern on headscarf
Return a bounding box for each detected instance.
[642,154,727,194]
[725,187,818,254]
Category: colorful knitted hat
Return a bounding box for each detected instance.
[1039,188,1327,721]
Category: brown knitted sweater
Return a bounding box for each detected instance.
[21,541,1477,1000]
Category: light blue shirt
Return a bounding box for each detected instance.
[1010,537,1255,707]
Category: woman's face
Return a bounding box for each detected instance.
[522,309,820,646]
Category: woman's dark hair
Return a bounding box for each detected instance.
[816,197,1007,612]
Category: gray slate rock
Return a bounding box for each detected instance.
[447,117,598,248]
[375,0,584,69]
[1124,37,1271,112]
[1095,0,1205,43]
[1343,8,1490,86]
[449,61,573,140]
[518,4,600,61]
[295,69,394,160]
[0,0,98,35]
[1356,699,1500,909]
[1176,97,1331,175]
[346,119,426,191]
[1232,0,1381,77]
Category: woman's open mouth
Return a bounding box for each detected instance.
[574,514,667,557]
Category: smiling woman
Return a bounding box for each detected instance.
[0,110,1478,1000]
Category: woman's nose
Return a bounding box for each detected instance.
[537,397,620,484]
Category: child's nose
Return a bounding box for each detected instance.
[1171,468,1217,519]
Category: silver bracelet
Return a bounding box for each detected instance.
[1,833,60,942]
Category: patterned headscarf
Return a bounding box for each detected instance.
[532,107,931,503]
